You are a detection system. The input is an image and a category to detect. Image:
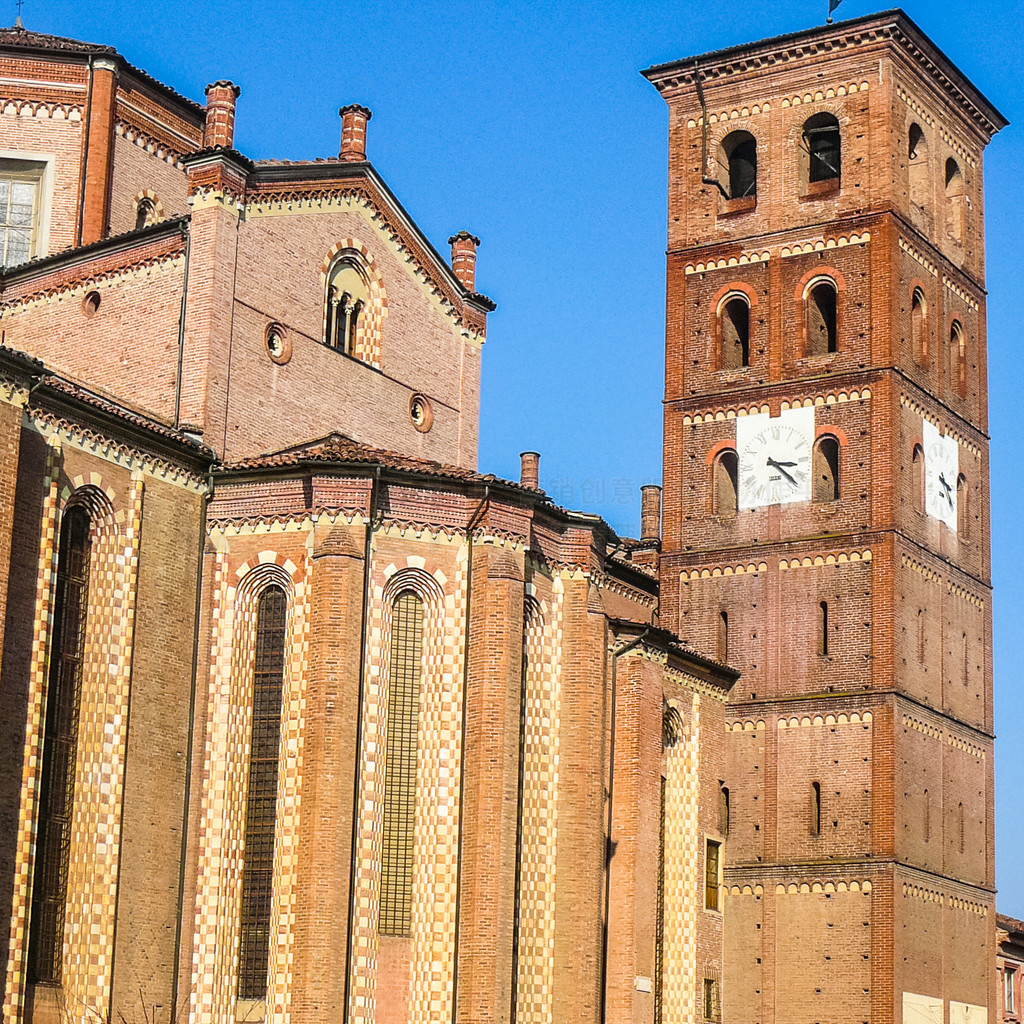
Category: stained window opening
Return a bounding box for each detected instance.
[806,281,837,356]
[813,436,840,502]
[713,450,738,517]
[28,506,91,984]
[237,584,287,1001]
[720,296,750,369]
[380,590,423,936]
[0,160,43,267]
[718,131,757,200]
[719,784,730,836]
[705,839,721,911]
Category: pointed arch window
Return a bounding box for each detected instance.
[380,589,423,936]
[805,279,838,356]
[811,781,822,836]
[28,506,92,983]
[238,584,287,1000]
[719,295,750,369]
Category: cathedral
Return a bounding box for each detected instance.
[0,10,1005,1024]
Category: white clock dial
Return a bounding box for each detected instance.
[737,406,814,510]
[923,419,958,530]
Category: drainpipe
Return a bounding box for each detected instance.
[343,465,381,1024]
[173,223,191,429]
[600,627,651,1024]
[77,55,94,247]
[693,62,729,200]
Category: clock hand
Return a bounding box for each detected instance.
[766,458,798,487]
[939,473,954,506]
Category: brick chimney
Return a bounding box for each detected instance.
[339,104,372,161]
[204,81,240,149]
[640,485,662,543]
[449,231,480,291]
[520,452,540,490]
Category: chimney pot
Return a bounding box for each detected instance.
[339,104,372,162]
[520,451,540,490]
[448,230,481,291]
[204,80,240,149]
[640,484,662,543]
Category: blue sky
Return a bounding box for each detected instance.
[22,0,1024,909]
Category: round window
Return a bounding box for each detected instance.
[265,322,291,365]
[409,393,433,432]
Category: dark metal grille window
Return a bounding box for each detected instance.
[237,585,287,1000]
[29,506,91,983]
[728,139,757,198]
[379,590,423,936]
[807,126,841,182]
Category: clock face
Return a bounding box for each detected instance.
[923,419,958,530]
[737,407,814,509]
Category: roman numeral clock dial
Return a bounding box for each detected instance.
[736,406,815,509]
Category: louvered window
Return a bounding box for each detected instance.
[237,585,287,1000]
[29,506,91,983]
[380,590,423,936]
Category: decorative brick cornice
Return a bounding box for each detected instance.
[779,549,871,570]
[776,879,871,895]
[682,560,768,581]
[28,410,208,491]
[644,13,1005,139]
[0,96,82,119]
[900,393,982,455]
[682,388,870,424]
[778,710,872,728]
[115,120,186,169]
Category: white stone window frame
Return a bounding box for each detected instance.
[0,149,54,264]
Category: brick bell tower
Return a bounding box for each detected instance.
[644,11,1005,1024]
